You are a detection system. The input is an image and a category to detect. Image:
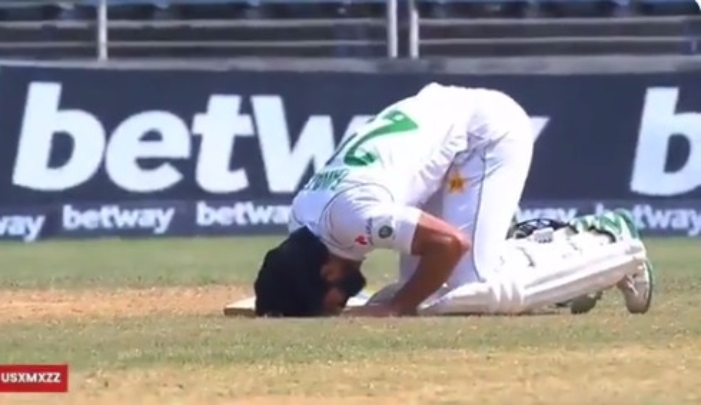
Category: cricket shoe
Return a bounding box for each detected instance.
[565,209,653,315]
[612,209,654,314]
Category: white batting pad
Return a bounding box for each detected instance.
[419,233,647,315]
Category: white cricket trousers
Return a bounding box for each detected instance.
[400,90,534,288]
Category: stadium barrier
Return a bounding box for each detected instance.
[0,60,700,241]
[0,0,401,59]
[0,1,698,58]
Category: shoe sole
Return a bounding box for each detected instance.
[624,261,653,314]
[564,209,652,315]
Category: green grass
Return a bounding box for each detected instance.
[0,237,699,405]
[2,237,697,291]
[0,236,397,289]
[1,311,698,369]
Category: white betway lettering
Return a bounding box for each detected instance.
[517,203,701,237]
[196,201,290,227]
[11,81,551,196]
[62,204,174,234]
[252,95,368,194]
[631,87,701,196]
[11,82,373,195]
[530,116,550,143]
[0,215,45,242]
[601,203,701,237]
[517,207,578,223]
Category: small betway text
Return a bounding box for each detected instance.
[62,204,175,235]
[517,202,701,237]
[196,201,290,227]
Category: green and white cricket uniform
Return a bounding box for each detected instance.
[291,83,651,315]
[290,82,534,287]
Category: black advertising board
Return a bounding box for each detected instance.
[0,65,699,239]
[0,199,698,241]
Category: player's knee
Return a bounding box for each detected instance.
[430,232,471,265]
[451,233,471,257]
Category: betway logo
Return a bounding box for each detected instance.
[0,214,45,242]
[62,204,175,234]
[196,201,290,227]
[11,82,550,195]
[631,87,701,196]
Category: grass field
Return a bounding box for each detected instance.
[0,237,700,405]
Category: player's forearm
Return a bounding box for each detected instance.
[389,239,468,315]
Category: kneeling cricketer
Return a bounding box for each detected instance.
[250,82,653,317]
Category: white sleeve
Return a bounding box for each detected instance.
[362,204,422,253]
[324,199,422,259]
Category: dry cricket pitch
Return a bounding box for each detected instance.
[0,237,699,405]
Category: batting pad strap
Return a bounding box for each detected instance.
[419,238,647,315]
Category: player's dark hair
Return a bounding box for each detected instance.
[254,227,366,317]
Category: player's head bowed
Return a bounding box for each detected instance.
[254,227,367,317]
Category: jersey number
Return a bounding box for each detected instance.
[328,109,418,167]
